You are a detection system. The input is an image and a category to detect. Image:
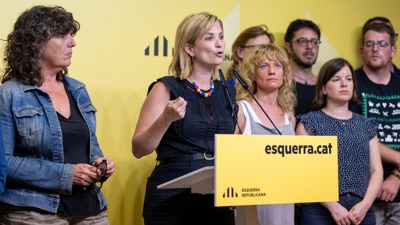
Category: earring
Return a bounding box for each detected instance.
[190,54,194,61]
[38,52,42,57]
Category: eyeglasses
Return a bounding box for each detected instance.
[364,40,390,50]
[91,159,108,195]
[292,38,321,47]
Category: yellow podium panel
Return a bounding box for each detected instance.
[215,134,338,207]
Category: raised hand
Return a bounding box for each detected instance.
[162,97,187,123]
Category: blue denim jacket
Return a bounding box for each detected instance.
[0,76,107,213]
[0,122,7,195]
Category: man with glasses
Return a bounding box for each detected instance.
[284,19,321,116]
[361,17,400,75]
[351,22,400,225]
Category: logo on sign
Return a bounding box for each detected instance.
[223,187,238,198]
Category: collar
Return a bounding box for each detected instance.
[18,76,85,94]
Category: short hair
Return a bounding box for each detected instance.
[236,44,296,116]
[168,12,223,80]
[312,58,360,109]
[363,16,393,31]
[226,25,274,80]
[1,5,80,85]
[284,19,321,43]
[362,23,396,46]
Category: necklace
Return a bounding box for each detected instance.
[294,74,314,85]
[190,79,214,98]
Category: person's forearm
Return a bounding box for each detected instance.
[132,113,172,158]
[362,170,383,207]
[380,142,400,168]
[321,201,336,210]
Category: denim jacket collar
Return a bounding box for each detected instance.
[18,76,86,97]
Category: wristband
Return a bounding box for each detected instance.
[391,172,400,180]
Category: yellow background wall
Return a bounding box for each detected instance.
[1,0,399,224]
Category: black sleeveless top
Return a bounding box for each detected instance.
[156,76,237,160]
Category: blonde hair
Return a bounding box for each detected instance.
[236,44,296,116]
[168,12,223,80]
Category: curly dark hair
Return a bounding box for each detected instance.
[1,5,80,85]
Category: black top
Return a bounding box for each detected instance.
[294,82,317,116]
[393,63,400,76]
[356,64,400,76]
[350,67,400,202]
[156,76,237,160]
[57,80,103,217]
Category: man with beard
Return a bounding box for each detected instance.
[351,23,400,225]
[360,17,400,75]
[284,19,321,116]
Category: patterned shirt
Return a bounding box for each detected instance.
[297,110,377,197]
[350,68,400,201]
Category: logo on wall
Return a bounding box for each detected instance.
[144,35,174,57]
[143,4,238,65]
[222,187,238,198]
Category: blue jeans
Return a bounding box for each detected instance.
[301,193,375,225]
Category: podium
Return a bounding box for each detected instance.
[158,166,259,225]
[158,134,339,225]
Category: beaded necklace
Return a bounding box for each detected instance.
[191,79,214,98]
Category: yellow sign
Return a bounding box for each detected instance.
[215,134,338,207]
